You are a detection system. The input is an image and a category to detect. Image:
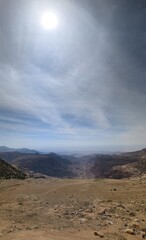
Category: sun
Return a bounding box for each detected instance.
[41,11,59,30]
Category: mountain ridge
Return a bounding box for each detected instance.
[0,146,38,154]
[1,147,146,179]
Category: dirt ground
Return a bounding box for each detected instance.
[0,177,146,240]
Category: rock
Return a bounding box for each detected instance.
[7,229,14,233]
[32,225,38,229]
[98,208,106,215]
[129,212,136,217]
[80,218,87,223]
[106,220,113,225]
[17,227,22,230]
[117,204,126,209]
[94,231,104,238]
[101,216,108,220]
[134,218,139,222]
[125,228,134,235]
[130,221,140,228]
[141,231,146,238]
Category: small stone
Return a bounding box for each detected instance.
[80,218,87,223]
[106,220,113,225]
[33,225,38,229]
[141,231,146,238]
[134,218,139,222]
[101,216,107,220]
[129,212,136,217]
[125,229,134,235]
[131,221,140,228]
[94,231,104,238]
[98,208,106,215]
[7,229,14,233]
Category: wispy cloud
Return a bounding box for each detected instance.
[0,0,146,150]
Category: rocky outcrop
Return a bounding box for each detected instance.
[0,158,26,179]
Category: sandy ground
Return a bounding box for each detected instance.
[0,177,146,240]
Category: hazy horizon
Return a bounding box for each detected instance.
[1,144,146,155]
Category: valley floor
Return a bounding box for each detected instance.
[0,177,146,240]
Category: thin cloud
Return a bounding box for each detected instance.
[0,0,146,150]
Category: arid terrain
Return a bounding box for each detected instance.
[0,176,146,240]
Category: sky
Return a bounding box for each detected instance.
[0,0,146,152]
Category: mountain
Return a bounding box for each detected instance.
[0,151,38,163]
[1,147,146,179]
[0,146,38,154]
[90,149,146,179]
[13,153,77,178]
[0,158,26,179]
[11,150,146,179]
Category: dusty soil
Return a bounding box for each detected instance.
[0,177,146,240]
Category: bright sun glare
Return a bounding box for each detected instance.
[41,11,58,30]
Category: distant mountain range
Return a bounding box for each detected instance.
[0,146,146,179]
[0,146,38,154]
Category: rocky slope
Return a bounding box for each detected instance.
[90,150,146,179]
[13,153,77,178]
[0,158,26,179]
[0,151,37,163]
